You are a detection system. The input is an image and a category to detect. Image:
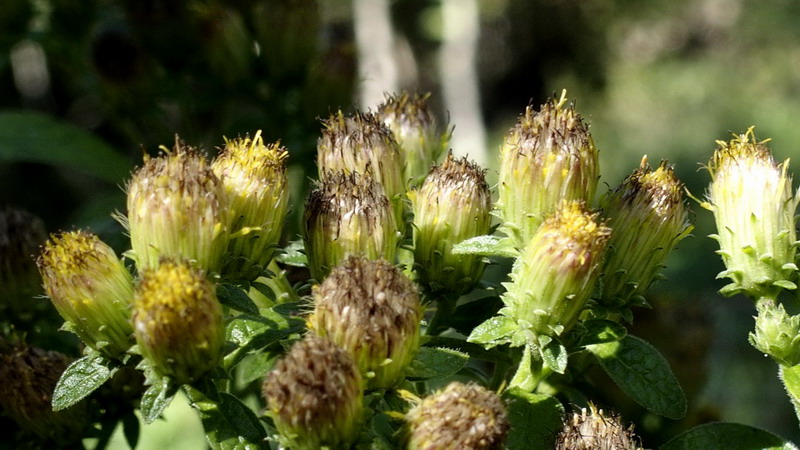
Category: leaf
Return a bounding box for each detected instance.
[467,315,518,348]
[425,336,512,364]
[140,375,178,424]
[236,352,276,385]
[780,364,800,422]
[52,353,116,411]
[539,339,567,375]
[449,296,503,336]
[575,319,627,347]
[224,308,304,369]
[661,422,798,450]
[504,389,563,450]
[216,283,259,315]
[509,343,536,392]
[185,386,266,450]
[588,335,686,419]
[121,411,140,449]
[0,110,131,183]
[406,346,469,381]
[276,239,307,267]
[452,235,518,258]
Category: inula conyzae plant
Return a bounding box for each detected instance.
[3,91,799,449]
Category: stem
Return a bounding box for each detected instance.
[426,293,457,336]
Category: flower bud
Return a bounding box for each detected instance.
[503,201,611,337]
[749,300,800,366]
[406,382,509,450]
[377,91,445,187]
[303,171,398,280]
[212,131,289,281]
[704,128,799,300]
[410,151,492,294]
[125,139,228,273]
[132,260,224,384]
[497,92,599,248]
[37,231,134,358]
[0,207,47,317]
[0,342,88,444]
[317,110,406,230]
[263,335,363,449]
[555,403,641,450]
[600,158,691,308]
[308,256,421,388]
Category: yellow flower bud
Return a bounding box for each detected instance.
[132,260,224,384]
[263,335,363,449]
[308,256,422,388]
[125,139,228,273]
[37,231,134,358]
[212,131,289,280]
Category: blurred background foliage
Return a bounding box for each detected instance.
[2,0,800,447]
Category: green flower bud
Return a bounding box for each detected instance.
[0,207,47,318]
[555,404,642,450]
[263,335,363,449]
[600,158,691,309]
[704,128,799,300]
[132,260,224,384]
[0,342,88,444]
[410,151,492,294]
[37,231,134,358]
[503,201,611,337]
[125,139,228,273]
[497,92,599,248]
[212,131,289,281]
[317,110,406,230]
[377,91,445,187]
[308,256,422,388]
[405,382,509,450]
[749,300,800,366]
[303,171,398,280]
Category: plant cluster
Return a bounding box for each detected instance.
[1,91,798,449]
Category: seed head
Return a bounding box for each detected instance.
[263,335,363,449]
[37,231,134,358]
[132,259,224,384]
[410,151,492,294]
[308,256,422,388]
[555,404,642,450]
[125,138,228,273]
[406,382,509,450]
[705,128,799,299]
[303,171,398,280]
[212,131,289,280]
[504,201,611,337]
[497,92,599,248]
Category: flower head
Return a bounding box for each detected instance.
[125,138,228,273]
[705,128,799,299]
[308,256,421,388]
[410,151,492,294]
[132,259,224,384]
[37,231,134,358]
[212,131,289,280]
[303,171,398,280]
[555,403,641,450]
[263,335,363,449]
[497,91,598,248]
[503,201,611,337]
[406,382,509,450]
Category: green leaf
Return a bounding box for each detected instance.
[449,296,503,336]
[780,364,800,422]
[52,353,116,411]
[588,335,686,419]
[216,283,259,315]
[452,235,518,258]
[540,340,567,375]
[575,319,627,347]
[467,315,518,348]
[503,388,563,450]
[140,375,178,424]
[0,110,131,183]
[406,346,469,381]
[509,343,536,392]
[276,239,307,267]
[122,411,140,449]
[236,352,276,385]
[425,336,512,364]
[185,386,266,450]
[224,308,304,369]
[661,422,798,450]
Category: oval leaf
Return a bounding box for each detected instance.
[452,235,518,258]
[588,335,686,419]
[406,346,469,380]
[140,376,178,424]
[661,422,798,450]
[467,316,518,348]
[52,354,115,411]
[503,388,564,450]
[217,283,259,315]
[576,319,627,347]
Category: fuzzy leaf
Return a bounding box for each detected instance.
[576,319,628,347]
[452,235,518,258]
[540,340,567,374]
[217,283,259,315]
[588,335,686,419]
[780,364,800,423]
[661,422,798,450]
[224,308,304,368]
[406,346,469,380]
[140,375,178,424]
[276,240,307,267]
[467,315,518,348]
[185,385,266,450]
[504,389,564,450]
[52,353,116,411]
